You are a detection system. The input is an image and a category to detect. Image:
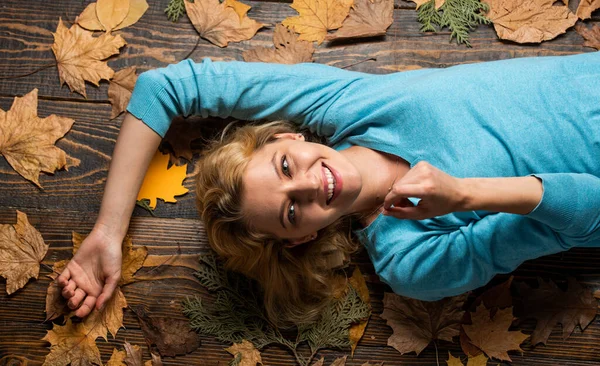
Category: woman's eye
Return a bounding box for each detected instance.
[288,203,296,224]
[281,155,291,177]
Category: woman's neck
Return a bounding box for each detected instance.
[340,146,410,226]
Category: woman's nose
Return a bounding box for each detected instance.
[290,173,320,201]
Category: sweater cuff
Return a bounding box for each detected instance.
[126,72,173,138]
[525,173,577,232]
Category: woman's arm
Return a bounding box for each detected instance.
[57,113,161,317]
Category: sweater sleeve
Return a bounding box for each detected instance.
[126,58,372,138]
[376,172,600,301]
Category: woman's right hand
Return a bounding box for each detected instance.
[56,228,122,318]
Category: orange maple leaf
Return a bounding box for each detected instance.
[0,211,49,294]
[185,0,265,48]
[137,150,189,209]
[51,18,126,97]
[0,89,74,187]
[282,0,354,44]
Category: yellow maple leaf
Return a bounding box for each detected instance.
[0,211,49,294]
[0,89,74,187]
[42,318,102,366]
[107,348,127,366]
[137,150,189,209]
[185,0,265,48]
[282,0,354,44]
[51,18,126,97]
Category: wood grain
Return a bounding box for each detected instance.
[1,0,600,364]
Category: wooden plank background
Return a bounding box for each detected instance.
[1,0,599,364]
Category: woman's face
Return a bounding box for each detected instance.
[242,134,362,245]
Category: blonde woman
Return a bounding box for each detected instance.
[57,52,600,325]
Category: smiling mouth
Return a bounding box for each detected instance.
[324,165,336,204]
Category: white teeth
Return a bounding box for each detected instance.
[324,166,335,201]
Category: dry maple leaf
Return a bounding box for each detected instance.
[108,66,137,119]
[243,23,315,64]
[576,24,600,50]
[0,211,49,294]
[348,267,370,356]
[380,292,467,355]
[282,0,354,44]
[462,304,528,362]
[0,89,74,187]
[326,0,393,41]
[161,116,204,165]
[483,0,577,43]
[42,318,102,366]
[577,0,600,20]
[130,305,201,357]
[225,0,252,20]
[225,340,263,366]
[330,356,347,366]
[45,259,70,321]
[185,0,265,48]
[137,150,189,209]
[107,348,127,366]
[124,342,144,366]
[446,352,489,366]
[81,287,128,340]
[515,277,597,346]
[97,0,130,31]
[51,19,126,97]
[360,362,384,366]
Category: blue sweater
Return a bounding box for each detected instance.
[127,52,600,301]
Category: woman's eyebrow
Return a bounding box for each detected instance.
[272,152,287,230]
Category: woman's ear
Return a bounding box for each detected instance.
[274,132,305,141]
[285,232,317,248]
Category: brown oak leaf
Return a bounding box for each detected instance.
[131,305,201,357]
[185,0,265,48]
[225,340,263,366]
[576,0,600,20]
[108,66,137,119]
[348,267,370,356]
[326,0,393,41]
[42,318,102,366]
[515,277,597,346]
[462,304,528,362]
[51,18,126,97]
[243,24,315,64]
[282,0,354,44]
[483,0,578,43]
[0,89,74,187]
[380,292,467,355]
[0,211,49,294]
[576,24,600,50]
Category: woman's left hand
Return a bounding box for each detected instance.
[383,161,466,220]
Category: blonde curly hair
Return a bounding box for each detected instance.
[195,120,359,326]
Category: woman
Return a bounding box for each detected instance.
[56,52,600,325]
